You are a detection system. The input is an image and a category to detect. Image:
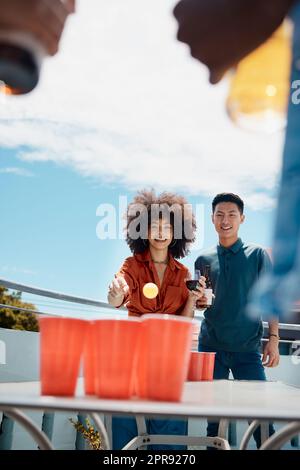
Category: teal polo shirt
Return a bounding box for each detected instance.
[195,238,272,352]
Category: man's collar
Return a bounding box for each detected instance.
[217,238,243,254]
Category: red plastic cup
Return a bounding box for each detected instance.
[92,318,141,399]
[188,352,205,381]
[201,352,216,381]
[83,321,97,395]
[39,316,88,396]
[136,314,193,402]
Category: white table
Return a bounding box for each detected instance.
[0,379,299,450]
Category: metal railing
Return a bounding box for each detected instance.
[0,278,126,317]
[0,278,299,333]
[0,278,299,451]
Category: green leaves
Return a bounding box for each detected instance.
[0,286,38,332]
[69,417,103,451]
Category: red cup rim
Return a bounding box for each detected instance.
[142,313,195,324]
[38,316,87,322]
[93,316,141,322]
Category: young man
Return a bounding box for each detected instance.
[173,0,300,324]
[195,193,280,448]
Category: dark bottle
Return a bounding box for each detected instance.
[0,32,45,95]
[203,265,214,307]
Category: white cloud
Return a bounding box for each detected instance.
[0,0,284,210]
[0,266,37,276]
[0,166,34,177]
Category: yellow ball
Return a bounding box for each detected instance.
[143,282,159,299]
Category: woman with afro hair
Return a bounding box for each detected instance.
[108,189,206,450]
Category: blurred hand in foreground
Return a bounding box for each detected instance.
[0,0,75,55]
[173,0,294,83]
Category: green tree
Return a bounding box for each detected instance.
[0,285,39,332]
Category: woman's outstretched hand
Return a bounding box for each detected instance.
[108,275,129,307]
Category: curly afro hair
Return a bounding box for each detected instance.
[125,189,196,259]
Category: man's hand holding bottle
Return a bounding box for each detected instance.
[193,265,214,310]
[196,294,215,310]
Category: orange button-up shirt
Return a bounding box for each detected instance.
[117,249,190,317]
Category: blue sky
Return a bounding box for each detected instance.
[0,0,282,313]
[0,147,275,306]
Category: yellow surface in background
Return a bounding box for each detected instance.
[227,21,292,127]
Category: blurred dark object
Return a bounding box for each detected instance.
[0,0,75,94]
[173,0,295,84]
[186,280,200,291]
[0,36,43,94]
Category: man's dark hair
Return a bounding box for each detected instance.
[212,193,244,214]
